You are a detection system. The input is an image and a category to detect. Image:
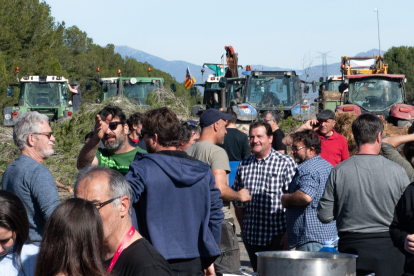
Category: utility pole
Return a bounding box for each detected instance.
[374,8,381,56]
[316,51,332,80]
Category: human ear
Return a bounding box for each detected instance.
[119,196,130,217]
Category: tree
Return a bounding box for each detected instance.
[384,46,414,104]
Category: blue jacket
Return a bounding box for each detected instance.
[125,150,224,260]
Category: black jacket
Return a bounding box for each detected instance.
[390,183,414,275]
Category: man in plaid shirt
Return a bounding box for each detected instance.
[233,121,296,272]
[281,129,337,251]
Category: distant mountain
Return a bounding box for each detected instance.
[114,46,386,91]
[115,46,205,85]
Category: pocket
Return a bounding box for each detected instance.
[264,173,279,193]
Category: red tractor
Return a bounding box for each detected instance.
[336,55,414,127]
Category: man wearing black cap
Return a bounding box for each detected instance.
[67,80,82,112]
[282,109,349,166]
[186,109,251,276]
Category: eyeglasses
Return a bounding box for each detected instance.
[108,121,123,130]
[187,121,198,127]
[292,146,306,152]
[33,132,54,139]
[92,196,121,210]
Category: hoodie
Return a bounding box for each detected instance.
[125,150,224,260]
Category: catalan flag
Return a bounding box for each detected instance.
[185,66,196,89]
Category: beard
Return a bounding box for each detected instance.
[42,142,54,159]
[103,131,125,153]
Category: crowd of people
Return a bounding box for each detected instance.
[2,105,414,276]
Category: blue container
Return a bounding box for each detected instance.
[318,241,339,253]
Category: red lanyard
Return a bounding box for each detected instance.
[107,226,135,273]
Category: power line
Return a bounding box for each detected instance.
[316,51,333,80]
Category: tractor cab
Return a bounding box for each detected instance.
[3,74,72,126]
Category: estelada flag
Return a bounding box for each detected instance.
[185,66,196,89]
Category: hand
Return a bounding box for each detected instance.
[281,194,289,208]
[405,234,414,254]
[94,114,112,140]
[238,188,251,202]
[303,119,319,130]
[204,263,215,276]
[280,231,288,250]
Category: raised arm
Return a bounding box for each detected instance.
[282,119,318,146]
[66,80,79,94]
[77,114,112,169]
[383,133,414,148]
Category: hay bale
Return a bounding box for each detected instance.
[334,113,408,156]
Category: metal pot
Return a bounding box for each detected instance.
[239,251,357,276]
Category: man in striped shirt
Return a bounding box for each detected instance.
[233,121,297,272]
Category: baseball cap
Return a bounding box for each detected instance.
[199,109,232,128]
[317,109,336,120]
[72,82,79,86]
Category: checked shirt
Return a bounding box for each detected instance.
[286,155,337,249]
[233,149,296,246]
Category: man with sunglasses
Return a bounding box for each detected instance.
[280,129,336,252]
[125,107,224,276]
[77,105,146,176]
[1,112,60,245]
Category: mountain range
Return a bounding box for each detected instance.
[115,46,386,84]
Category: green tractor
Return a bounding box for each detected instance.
[3,68,73,126]
[87,68,176,108]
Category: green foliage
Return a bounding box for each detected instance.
[278,116,302,135]
[0,0,198,122]
[384,46,414,104]
[0,97,148,186]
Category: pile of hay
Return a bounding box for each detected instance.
[334,113,408,156]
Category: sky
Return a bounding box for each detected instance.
[45,0,414,70]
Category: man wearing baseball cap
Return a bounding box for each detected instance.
[67,80,82,112]
[282,109,349,166]
[186,109,251,276]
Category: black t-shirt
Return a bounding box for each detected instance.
[221,128,251,161]
[72,88,82,111]
[103,238,173,276]
[272,129,287,152]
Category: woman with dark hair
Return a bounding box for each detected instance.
[0,190,38,276]
[34,198,107,276]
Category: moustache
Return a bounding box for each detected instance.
[48,142,54,146]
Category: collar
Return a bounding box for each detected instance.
[297,155,322,170]
[318,129,337,140]
[253,148,275,163]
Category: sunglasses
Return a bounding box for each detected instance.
[33,132,54,139]
[187,121,198,127]
[108,121,123,130]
